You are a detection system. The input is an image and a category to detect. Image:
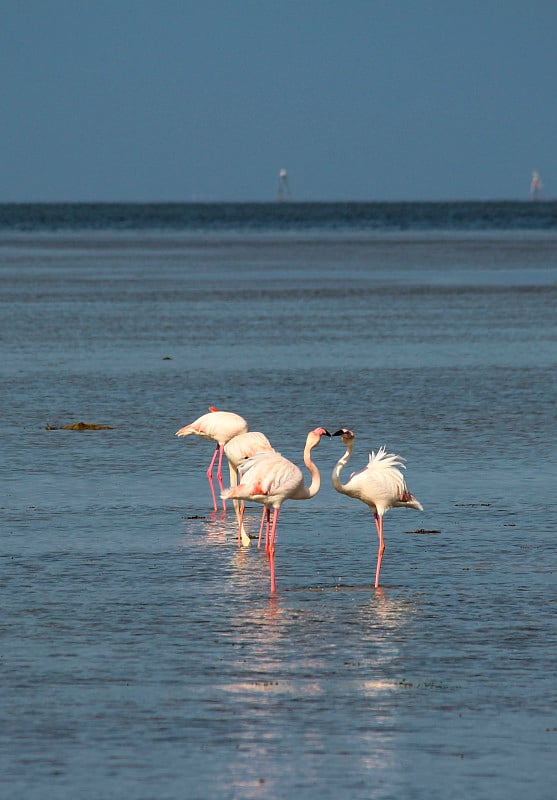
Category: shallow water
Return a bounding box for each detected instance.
[1,211,556,799]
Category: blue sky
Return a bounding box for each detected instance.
[2,1,556,202]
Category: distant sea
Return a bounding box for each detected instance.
[0,199,556,233]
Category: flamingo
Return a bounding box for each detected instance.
[332,429,423,588]
[224,431,277,548]
[222,427,331,593]
[175,407,248,512]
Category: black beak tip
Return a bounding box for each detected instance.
[332,429,345,437]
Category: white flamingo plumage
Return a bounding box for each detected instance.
[224,431,276,547]
[175,407,248,512]
[332,428,423,588]
[222,427,331,593]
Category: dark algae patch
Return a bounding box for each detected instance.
[46,421,114,431]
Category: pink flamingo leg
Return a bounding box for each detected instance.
[267,508,280,594]
[374,512,385,589]
[265,511,273,554]
[257,508,269,549]
[205,444,220,511]
[216,445,227,511]
[269,552,277,595]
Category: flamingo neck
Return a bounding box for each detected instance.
[332,441,354,494]
[303,438,322,498]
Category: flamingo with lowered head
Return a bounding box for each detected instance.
[175,407,247,512]
[222,427,331,593]
[224,431,276,547]
[332,428,423,588]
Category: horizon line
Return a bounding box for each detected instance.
[0,197,551,205]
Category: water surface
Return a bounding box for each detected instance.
[1,204,556,799]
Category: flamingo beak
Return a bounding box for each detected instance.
[333,428,355,440]
[314,427,331,437]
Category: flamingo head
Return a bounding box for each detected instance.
[307,427,331,447]
[333,428,355,445]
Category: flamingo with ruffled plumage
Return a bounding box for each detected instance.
[332,429,423,588]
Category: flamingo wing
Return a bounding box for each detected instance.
[227,452,304,502]
[342,447,408,510]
